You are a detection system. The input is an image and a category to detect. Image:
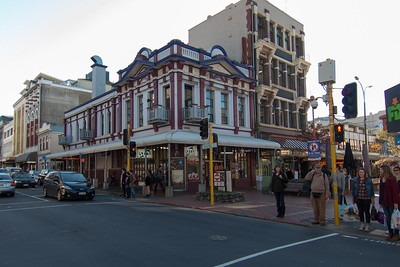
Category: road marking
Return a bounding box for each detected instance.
[214,233,338,267]
[16,191,49,202]
[0,204,72,212]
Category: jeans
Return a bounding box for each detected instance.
[274,192,285,216]
[130,187,136,198]
[382,204,400,234]
[356,199,371,223]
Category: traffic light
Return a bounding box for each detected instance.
[334,124,345,143]
[199,118,209,140]
[123,129,129,145]
[342,82,358,119]
[129,141,136,158]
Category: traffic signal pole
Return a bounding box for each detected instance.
[328,82,340,226]
[209,124,214,206]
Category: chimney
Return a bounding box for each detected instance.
[90,55,107,98]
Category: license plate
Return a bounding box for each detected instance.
[78,192,86,195]
[23,184,29,186]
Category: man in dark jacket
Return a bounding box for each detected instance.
[271,165,288,218]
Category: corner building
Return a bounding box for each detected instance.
[189,0,311,179]
[49,40,280,191]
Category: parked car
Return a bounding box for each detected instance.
[0,168,8,173]
[6,167,22,174]
[10,172,36,188]
[43,171,95,201]
[0,173,15,197]
[29,170,40,185]
[37,169,56,186]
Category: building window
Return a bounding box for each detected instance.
[148,91,154,108]
[273,99,280,126]
[126,99,131,127]
[271,59,278,85]
[238,97,245,127]
[281,101,288,127]
[260,100,267,124]
[287,66,294,89]
[235,150,248,178]
[289,103,296,128]
[46,136,49,150]
[164,85,171,110]
[138,95,143,127]
[277,27,283,47]
[206,90,214,123]
[285,31,291,51]
[257,16,265,40]
[269,22,275,43]
[184,84,193,108]
[295,37,302,57]
[258,58,266,85]
[107,110,111,134]
[279,62,285,87]
[221,93,228,125]
[100,112,104,136]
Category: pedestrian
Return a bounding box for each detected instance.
[154,165,165,194]
[304,163,330,226]
[270,165,288,217]
[393,166,400,192]
[352,167,375,232]
[120,168,127,198]
[128,170,136,199]
[331,165,346,205]
[125,171,132,199]
[378,165,400,241]
[145,170,153,197]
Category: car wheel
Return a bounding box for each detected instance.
[10,192,15,197]
[43,187,48,197]
[57,190,63,201]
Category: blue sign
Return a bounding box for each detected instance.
[395,135,400,145]
[307,140,321,161]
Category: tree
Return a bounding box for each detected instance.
[375,129,400,157]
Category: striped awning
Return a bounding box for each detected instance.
[269,137,308,150]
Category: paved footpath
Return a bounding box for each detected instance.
[98,186,389,240]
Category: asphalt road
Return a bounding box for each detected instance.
[0,187,398,267]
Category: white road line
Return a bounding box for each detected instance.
[16,191,49,202]
[0,204,71,212]
[214,233,338,267]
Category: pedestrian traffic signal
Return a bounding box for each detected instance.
[123,129,129,145]
[129,141,136,158]
[199,118,209,140]
[342,82,358,119]
[334,124,345,143]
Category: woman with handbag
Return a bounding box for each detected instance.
[270,165,288,218]
[352,167,375,232]
[378,165,400,241]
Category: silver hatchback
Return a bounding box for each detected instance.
[0,173,15,197]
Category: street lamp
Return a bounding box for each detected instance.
[354,76,372,172]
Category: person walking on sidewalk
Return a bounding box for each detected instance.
[270,165,289,218]
[352,167,375,232]
[154,166,165,194]
[304,163,330,226]
[145,170,154,198]
[378,165,400,241]
[331,165,346,205]
[120,168,127,198]
[128,170,136,199]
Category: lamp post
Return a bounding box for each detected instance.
[310,96,318,139]
[354,76,372,172]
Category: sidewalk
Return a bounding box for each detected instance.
[97,185,388,239]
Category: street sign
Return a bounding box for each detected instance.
[202,143,217,150]
[307,140,321,161]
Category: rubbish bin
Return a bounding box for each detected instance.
[256,175,263,191]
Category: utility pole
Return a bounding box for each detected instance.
[318,59,339,226]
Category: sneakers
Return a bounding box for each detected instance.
[359,223,365,231]
[364,224,370,232]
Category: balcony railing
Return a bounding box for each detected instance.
[183,105,205,122]
[80,129,94,140]
[147,106,170,124]
[58,135,72,145]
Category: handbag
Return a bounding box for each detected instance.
[370,206,378,221]
[391,208,400,230]
[377,207,385,225]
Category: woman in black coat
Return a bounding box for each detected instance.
[271,165,289,217]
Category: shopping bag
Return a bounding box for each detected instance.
[370,206,378,221]
[391,209,400,230]
[339,204,347,217]
[377,207,385,225]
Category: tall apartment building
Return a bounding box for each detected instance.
[12,70,111,170]
[189,0,311,178]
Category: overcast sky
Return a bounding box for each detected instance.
[1,0,397,122]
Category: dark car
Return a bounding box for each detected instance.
[0,173,15,196]
[29,170,40,185]
[37,169,56,186]
[43,171,95,201]
[10,172,36,188]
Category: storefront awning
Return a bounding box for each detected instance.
[269,137,308,150]
[15,152,37,163]
[46,131,280,159]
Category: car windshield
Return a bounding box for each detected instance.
[61,173,87,183]
[13,173,32,180]
[0,174,12,181]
